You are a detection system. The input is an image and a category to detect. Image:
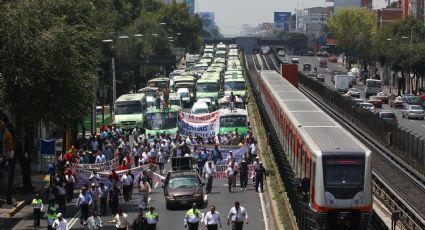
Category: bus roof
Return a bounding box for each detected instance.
[116,93,145,102]
[148,77,169,82]
[146,107,178,113]
[219,108,248,116]
[198,78,219,83]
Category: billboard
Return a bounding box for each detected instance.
[274,12,291,31]
[200,12,215,30]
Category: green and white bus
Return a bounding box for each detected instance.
[145,107,179,136]
[196,77,220,103]
[114,93,147,130]
[218,109,249,135]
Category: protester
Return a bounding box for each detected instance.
[87,211,103,230]
[239,160,249,191]
[89,170,101,187]
[184,203,202,230]
[227,201,249,230]
[77,187,92,225]
[204,205,222,230]
[56,182,67,214]
[109,208,129,230]
[203,161,216,194]
[98,183,109,217]
[225,162,237,193]
[109,184,121,216]
[31,193,44,228]
[139,177,151,211]
[64,170,75,203]
[254,161,266,193]
[132,211,147,230]
[90,183,100,213]
[121,170,134,202]
[52,213,69,230]
[145,206,159,230]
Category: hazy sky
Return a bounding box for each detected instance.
[198,0,387,36]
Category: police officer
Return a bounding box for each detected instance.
[184,203,202,230]
[145,206,159,230]
[31,193,44,228]
[47,207,57,230]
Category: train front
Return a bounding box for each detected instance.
[313,150,372,229]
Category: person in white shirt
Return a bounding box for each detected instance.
[202,161,216,194]
[227,201,248,230]
[52,213,69,230]
[95,151,107,164]
[86,211,102,230]
[121,171,134,202]
[108,208,129,230]
[249,141,257,161]
[89,170,101,186]
[204,205,222,230]
[90,184,100,213]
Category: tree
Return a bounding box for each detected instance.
[327,8,378,69]
[0,0,99,201]
[285,33,308,52]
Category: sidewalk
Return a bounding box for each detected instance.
[0,161,50,217]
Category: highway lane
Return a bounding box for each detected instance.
[279,54,425,139]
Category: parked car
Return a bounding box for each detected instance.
[376,92,389,104]
[390,96,404,109]
[379,111,397,124]
[402,105,425,119]
[162,170,204,209]
[278,50,286,57]
[368,96,383,108]
[328,56,337,62]
[346,88,361,98]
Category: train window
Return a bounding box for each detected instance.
[323,158,364,187]
[298,143,303,177]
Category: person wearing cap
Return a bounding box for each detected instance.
[254,161,266,193]
[203,205,222,230]
[47,207,57,230]
[145,206,159,230]
[239,160,249,191]
[227,201,248,230]
[87,211,103,230]
[32,193,44,228]
[109,208,129,230]
[184,202,202,230]
[77,186,92,225]
[90,183,100,213]
[52,213,69,230]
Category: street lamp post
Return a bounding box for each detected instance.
[102,39,116,117]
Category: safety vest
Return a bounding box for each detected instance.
[31,199,43,209]
[186,208,201,223]
[47,213,57,225]
[145,212,158,224]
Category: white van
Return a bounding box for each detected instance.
[191,102,209,115]
[114,93,147,129]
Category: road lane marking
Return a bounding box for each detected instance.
[422,125,425,128]
[68,210,81,228]
[259,192,270,230]
[204,194,208,202]
[154,182,159,188]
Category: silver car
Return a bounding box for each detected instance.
[402,105,425,119]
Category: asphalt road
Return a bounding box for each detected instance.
[281,54,425,139]
[3,168,268,230]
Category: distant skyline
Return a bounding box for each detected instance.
[198,0,387,36]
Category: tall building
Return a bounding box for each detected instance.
[296,7,327,51]
[199,12,215,31]
[402,0,424,22]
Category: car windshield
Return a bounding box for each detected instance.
[115,101,142,115]
[324,158,364,187]
[192,108,209,114]
[410,105,422,110]
[407,97,421,105]
[168,177,198,189]
[146,112,178,130]
[179,92,189,98]
[220,115,247,127]
[224,81,245,91]
[196,83,218,92]
[381,113,395,118]
[170,99,181,107]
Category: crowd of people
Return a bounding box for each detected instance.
[32,122,264,230]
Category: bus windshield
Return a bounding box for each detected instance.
[147,112,178,130]
[115,101,142,115]
[148,80,168,89]
[196,83,218,92]
[224,81,245,91]
[220,115,247,127]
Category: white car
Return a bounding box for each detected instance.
[291,57,299,64]
[169,93,183,111]
[346,88,361,98]
[191,102,209,115]
[402,105,425,119]
[359,103,375,112]
[177,88,191,108]
[278,50,286,57]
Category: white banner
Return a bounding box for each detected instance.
[191,145,248,164]
[71,157,121,172]
[179,120,218,138]
[179,111,219,123]
[75,165,150,186]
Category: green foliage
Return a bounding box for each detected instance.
[286,33,308,51]
[328,8,378,62]
[0,0,100,125]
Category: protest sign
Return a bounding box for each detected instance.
[179,111,219,123]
